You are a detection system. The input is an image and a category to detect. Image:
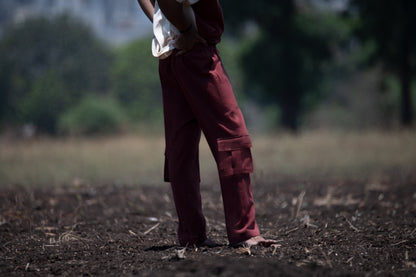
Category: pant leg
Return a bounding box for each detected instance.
[159,57,206,246]
[220,174,259,245]
[169,44,260,244]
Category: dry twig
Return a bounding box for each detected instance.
[300,214,318,228]
[318,246,333,268]
[128,230,138,237]
[391,240,407,246]
[285,226,300,235]
[295,191,306,218]
[176,247,186,259]
[237,246,252,256]
[346,257,353,264]
[58,230,85,243]
[344,217,360,232]
[143,223,160,235]
[271,244,282,255]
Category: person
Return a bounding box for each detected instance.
[137,0,276,248]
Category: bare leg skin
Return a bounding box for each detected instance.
[234,235,277,248]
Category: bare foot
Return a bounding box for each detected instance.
[234,235,277,248]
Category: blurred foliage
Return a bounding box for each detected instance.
[0,15,113,133]
[110,39,162,123]
[0,2,415,136]
[217,38,246,101]
[348,0,416,126]
[0,14,164,135]
[19,72,70,134]
[59,95,125,135]
[222,0,350,131]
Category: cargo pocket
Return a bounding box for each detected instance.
[217,135,254,177]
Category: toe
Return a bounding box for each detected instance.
[258,239,277,247]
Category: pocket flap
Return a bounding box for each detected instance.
[217,135,252,151]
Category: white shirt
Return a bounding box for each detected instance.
[152,0,199,59]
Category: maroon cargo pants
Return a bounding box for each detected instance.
[159,44,260,246]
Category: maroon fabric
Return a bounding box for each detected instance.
[192,0,224,45]
[220,174,259,245]
[159,44,260,245]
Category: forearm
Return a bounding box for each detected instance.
[137,0,155,22]
[157,0,190,32]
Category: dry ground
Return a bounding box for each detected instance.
[1,131,416,276]
[0,176,415,276]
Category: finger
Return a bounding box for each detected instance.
[196,35,207,45]
[176,49,187,56]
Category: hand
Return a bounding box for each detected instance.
[175,27,207,56]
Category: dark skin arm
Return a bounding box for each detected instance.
[137,0,155,22]
[157,0,206,55]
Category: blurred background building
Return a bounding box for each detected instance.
[0,0,152,45]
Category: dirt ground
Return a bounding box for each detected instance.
[1,175,415,276]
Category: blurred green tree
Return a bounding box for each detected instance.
[222,0,347,130]
[111,38,162,124]
[349,0,416,126]
[19,71,70,134]
[0,15,113,133]
[59,95,125,135]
